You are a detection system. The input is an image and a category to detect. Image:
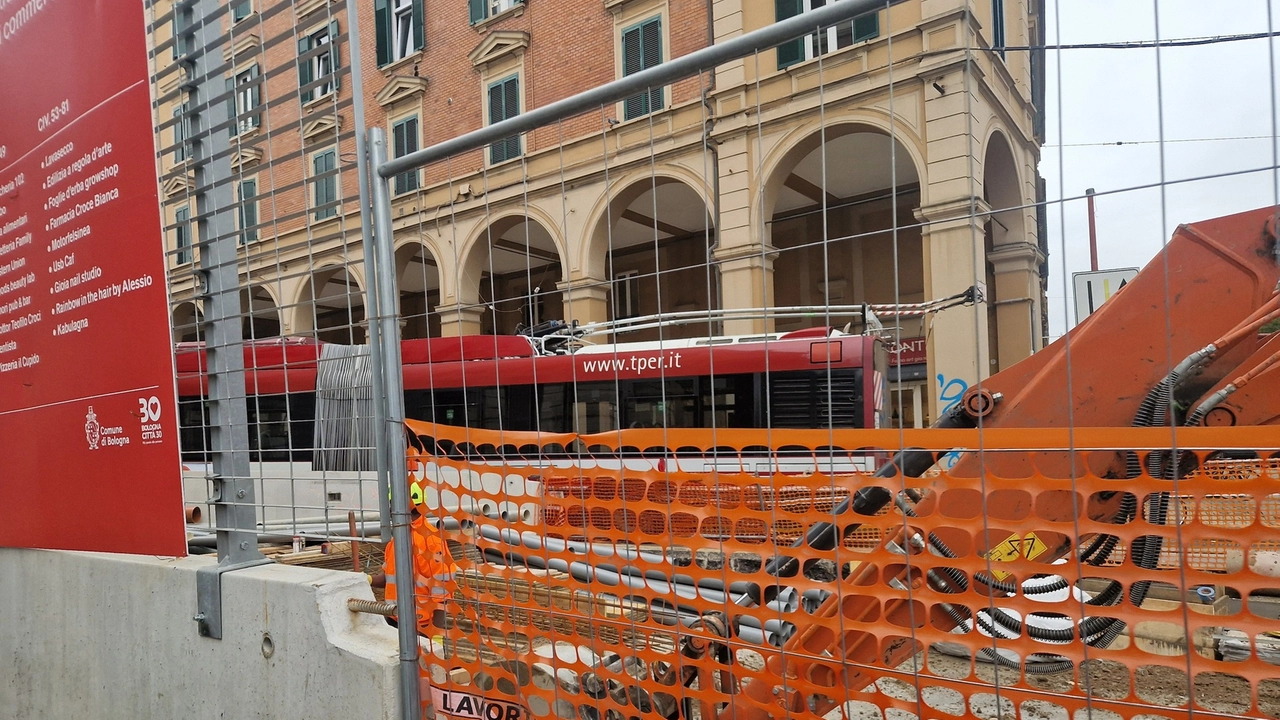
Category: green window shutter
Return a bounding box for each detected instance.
[411,0,424,50]
[226,76,236,138]
[852,11,878,43]
[642,19,662,113]
[239,179,257,244]
[374,0,391,65]
[393,117,419,193]
[775,0,803,69]
[176,207,191,264]
[329,20,342,90]
[314,151,337,219]
[248,65,261,129]
[173,106,186,163]
[501,77,520,160]
[622,18,662,121]
[488,77,520,164]
[298,34,314,101]
[469,0,485,25]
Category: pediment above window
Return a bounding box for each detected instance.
[231,146,264,171]
[469,30,529,70]
[301,113,343,142]
[375,75,429,108]
[294,0,338,20]
[162,173,194,199]
[221,32,261,62]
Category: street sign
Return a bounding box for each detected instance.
[1073,268,1139,323]
[0,0,185,554]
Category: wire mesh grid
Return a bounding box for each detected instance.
[151,0,1280,717]
[148,0,382,556]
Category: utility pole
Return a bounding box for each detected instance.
[1086,187,1099,271]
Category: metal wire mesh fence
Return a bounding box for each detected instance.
[148,0,384,553]
[147,0,1280,717]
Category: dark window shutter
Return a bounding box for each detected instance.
[329,20,342,89]
[469,0,484,25]
[226,76,236,137]
[642,19,662,113]
[248,65,261,128]
[489,78,520,163]
[852,11,878,42]
[775,0,803,69]
[501,77,520,160]
[411,0,424,50]
[298,34,314,100]
[488,82,505,163]
[374,0,390,65]
[622,19,662,120]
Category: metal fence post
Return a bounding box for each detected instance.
[343,0,395,545]
[179,0,269,640]
[368,126,423,719]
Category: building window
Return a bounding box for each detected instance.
[229,64,260,136]
[992,0,1006,57]
[614,270,640,319]
[522,288,545,330]
[311,148,338,220]
[172,104,188,164]
[392,116,420,194]
[487,75,521,165]
[172,13,184,60]
[470,0,522,25]
[238,178,258,244]
[298,21,339,103]
[775,0,879,70]
[232,0,251,22]
[175,207,192,264]
[621,17,663,121]
[374,0,422,66]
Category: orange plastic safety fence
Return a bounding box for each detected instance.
[405,421,1280,720]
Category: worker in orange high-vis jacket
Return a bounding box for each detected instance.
[375,465,460,635]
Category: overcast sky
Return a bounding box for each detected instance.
[1041,0,1279,340]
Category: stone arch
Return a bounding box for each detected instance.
[240,284,281,340]
[580,169,717,340]
[172,301,202,343]
[580,164,716,281]
[394,236,442,339]
[980,127,1026,248]
[456,210,566,335]
[980,127,1039,370]
[292,264,367,344]
[757,113,928,238]
[760,119,927,333]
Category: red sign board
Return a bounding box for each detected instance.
[887,336,928,366]
[0,0,185,554]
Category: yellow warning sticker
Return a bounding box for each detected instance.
[1022,533,1049,561]
[983,532,1049,581]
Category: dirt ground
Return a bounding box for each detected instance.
[739,646,1275,720]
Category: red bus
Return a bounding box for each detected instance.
[174,326,888,463]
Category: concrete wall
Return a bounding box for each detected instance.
[0,549,401,720]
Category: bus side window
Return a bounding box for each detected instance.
[536,383,569,433]
[573,382,618,434]
[178,397,211,462]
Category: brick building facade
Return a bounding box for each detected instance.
[150,0,1047,423]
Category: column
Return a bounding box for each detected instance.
[917,198,991,416]
[435,302,484,337]
[987,241,1045,367]
[714,245,776,335]
[558,278,611,329]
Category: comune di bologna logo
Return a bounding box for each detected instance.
[84,405,131,450]
[85,406,101,449]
